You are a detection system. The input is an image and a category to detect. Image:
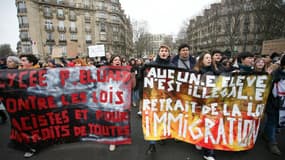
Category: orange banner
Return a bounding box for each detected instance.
[142,66,271,151]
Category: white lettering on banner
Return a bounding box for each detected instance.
[232,104,242,117]
[236,76,245,87]
[188,118,203,140]
[256,75,267,88]
[157,79,166,90]
[146,68,268,90]
[143,68,270,149]
[143,99,191,112]
[146,68,175,79]
[144,77,154,88]
[206,75,216,87]
[247,103,264,117]
[177,72,189,82]
[143,99,264,118]
[227,117,236,145]
[147,67,216,87]
[189,73,201,86]
[144,76,268,101]
[247,76,256,87]
[144,78,183,92]
[167,113,183,136]
[255,88,265,101]
[145,111,150,136]
[144,111,261,146]
[216,118,227,145]
[153,112,167,136]
[201,103,219,115]
[204,118,216,143]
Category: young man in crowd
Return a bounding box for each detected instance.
[19,54,39,158]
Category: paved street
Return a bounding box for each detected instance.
[0,108,284,160]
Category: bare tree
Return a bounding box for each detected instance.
[132,20,152,57]
[0,44,14,58]
[208,6,220,51]
[176,19,189,45]
[251,0,285,40]
[222,0,244,54]
[162,35,175,54]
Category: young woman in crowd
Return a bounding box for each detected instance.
[129,58,138,107]
[0,56,21,124]
[192,51,216,160]
[132,58,145,116]
[6,56,21,69]
[254,56,266,73]
[211,50,226,74]
[108,55,136,151]
[235,52,254,73]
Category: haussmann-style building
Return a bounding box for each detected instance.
[16,0,133,59]
[187,0,285,56]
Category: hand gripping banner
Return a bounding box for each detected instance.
[0,66,132,147]
[142,66,271,151]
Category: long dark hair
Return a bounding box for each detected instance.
[109,55,122,66]
[193,51,211,72]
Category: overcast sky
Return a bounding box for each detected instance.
[0,0,18,51]
[120,0,220,34]
[0,0,220,51]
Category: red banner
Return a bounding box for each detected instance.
[0,66,132,146]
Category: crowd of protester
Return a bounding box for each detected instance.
[0,46,284,160]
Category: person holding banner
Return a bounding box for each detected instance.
[74,58,87,66]
[0,56,21,123]
[171,44,196,142]
[148,45,175,67]
[262,54,285,156]
[19,54,39,158]
[132,58,145,115]
[137,58,146,116]
[98,52,112,66]
[129,58,138,107]
[0,102,7,124]
[192,51,217,160]
[171,43,196,71]
[108,55,136,151]
[19,54,40,69]
[109,55,136,88]
[6,56,21,69]
[1,56,21,122]
[109,55,122,151]
[211,50,226,74]
[145,44,176,155]
[234,52,254,73]
[254,57,266,73]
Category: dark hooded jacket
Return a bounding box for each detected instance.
[148,55,175,67]
[171,54,196,71]
[265,67,285,113]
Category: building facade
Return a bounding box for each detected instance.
[149,34,173,54]
[133,33,174,58]
[187,0,285,56]
[16,0,133,59]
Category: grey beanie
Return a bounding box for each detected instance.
[7,56,21,65]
